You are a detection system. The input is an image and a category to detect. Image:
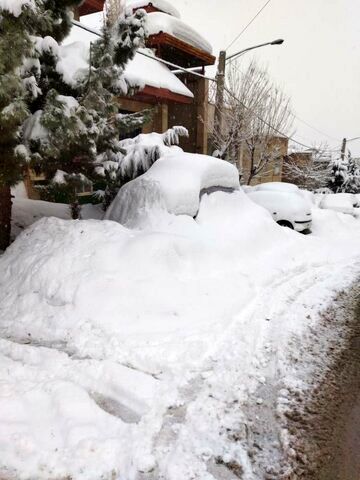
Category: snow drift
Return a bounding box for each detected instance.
[0,187,360,479]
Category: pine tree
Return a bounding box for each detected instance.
[0,1,38,250]
[23,6,149,217]
[328,153,360,193]
[0,0,83,248]
[345,153,360,193]
[328,157,349,193]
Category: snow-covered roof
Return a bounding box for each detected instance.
[61,26,193,99]
[146,12,213,54]
[126,0,181,19]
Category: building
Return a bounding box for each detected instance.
[76,0,215,154]
[240,136,289,185]
[25,0,215,199]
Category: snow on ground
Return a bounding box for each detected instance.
[0,189,360,479]
[11,198,103,238]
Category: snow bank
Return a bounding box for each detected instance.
[1,186,360,478]
[105,152,240,226]
[11,198,103,238]
[146,12,213,53]
[127,0,181,18]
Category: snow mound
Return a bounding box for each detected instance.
[105,152,240,226]
[127,0,181,18]
[146,12,213,53]
[1,191,360,478]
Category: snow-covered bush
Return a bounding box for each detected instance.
[328,153,360,194]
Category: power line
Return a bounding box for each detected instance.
[226,0,272,51]
[291,114,341,143]
[71,20,335,152]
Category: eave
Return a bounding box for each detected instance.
[79,0,105,16]
[122,85,193,105]
[147,32,216,68]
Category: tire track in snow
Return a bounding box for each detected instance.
[138,259,360,480]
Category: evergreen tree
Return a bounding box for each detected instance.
[0,0,83,248]
[328,157,349,193]
[23,7,149,217]
[328,153,360,193]
[345,153,360,193]
[0,1,38,250]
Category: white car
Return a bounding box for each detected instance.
[246,182,312,232]
[319,193,357,216]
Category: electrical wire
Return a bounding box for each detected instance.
[71,20,338,153]
[291,114,341,143]
[226,0,272,51]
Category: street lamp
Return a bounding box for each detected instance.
[226,39,284,62]
[214,39,285,132]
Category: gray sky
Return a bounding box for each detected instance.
[174,0,360,156]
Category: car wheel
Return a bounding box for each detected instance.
[277,220,294,229]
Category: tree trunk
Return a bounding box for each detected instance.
[0,185,12,251]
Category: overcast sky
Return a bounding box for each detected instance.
[174,0,360,156]
[84,0,360,156]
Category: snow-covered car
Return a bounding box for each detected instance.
[319,193,357,216]
[252,181,300,194]
[105,152,240,227]
[247,189,312,232]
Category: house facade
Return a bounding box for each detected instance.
[76,0,215,154]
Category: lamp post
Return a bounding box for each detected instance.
[341,136,360,160]
[214,39,285,132]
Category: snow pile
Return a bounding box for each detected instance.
[1,184,360,478]
[105,152,240,226]
[127,0,181,18]
[11,198,103,238]
[146,12,213,53]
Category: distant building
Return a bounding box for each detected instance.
[240,136,289,185]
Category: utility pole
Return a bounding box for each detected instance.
[214,50,226,136]
[341,138,347,161]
